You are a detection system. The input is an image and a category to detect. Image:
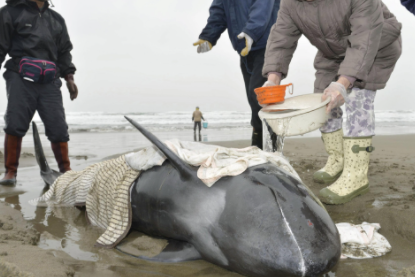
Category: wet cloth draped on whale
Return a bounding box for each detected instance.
[30,140,300,247]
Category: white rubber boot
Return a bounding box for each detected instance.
[313,129,344,184]
[319,137,375,205]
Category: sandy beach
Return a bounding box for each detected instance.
[0,132,414,277]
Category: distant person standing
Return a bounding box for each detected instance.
[194,0,280,149]
[192,107,205,134]
[0,0,78,186]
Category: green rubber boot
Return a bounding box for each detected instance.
[313,129,344,184]
[319,137,375,205]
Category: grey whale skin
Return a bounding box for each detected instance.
[32,119,341,277]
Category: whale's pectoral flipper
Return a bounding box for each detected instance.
[116,231,202,263]
[142,239,202,263]
[124,116,196,181]
[32,122,62,186]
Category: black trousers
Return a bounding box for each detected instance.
[240,48,267,132]
[194,121,201,132]
[3,70,69,142]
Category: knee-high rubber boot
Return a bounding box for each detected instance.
[319,137,374,205]
[51,142,71,173]
[313,129,344,184]
[0,134,22,186]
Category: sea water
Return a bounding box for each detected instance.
[262,118,292,154]
[0,110,414,136]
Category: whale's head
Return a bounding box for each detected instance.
[124,117,340,277]
[212,164,341,277]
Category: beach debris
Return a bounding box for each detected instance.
[21,152,34,158]
[74,155,88,160]
[336,222,391,259]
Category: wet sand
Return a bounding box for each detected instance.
[0,133,415,277]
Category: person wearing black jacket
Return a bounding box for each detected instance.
[0,0,78,185]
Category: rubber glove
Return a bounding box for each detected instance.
[193,39,212,54]
[322,82,348,113]
[65,74,78,101]
[263,73,281,87]
[262,80,277,87]
[237,32,253,57]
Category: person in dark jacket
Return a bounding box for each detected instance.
[401,0,415,14]
[0,0,78,185]
[193,0,280,149]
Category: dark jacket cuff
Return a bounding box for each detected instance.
[241,29,258,42]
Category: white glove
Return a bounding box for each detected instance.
[322,82,349,113]
[237,32,253,57]
[193,39,212,54]
[262,80,277,87]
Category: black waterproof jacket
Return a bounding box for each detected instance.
[0,0,76,78]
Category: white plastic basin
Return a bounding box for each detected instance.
[258,93,330,137]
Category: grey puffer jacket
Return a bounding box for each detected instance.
[262,0,402,92]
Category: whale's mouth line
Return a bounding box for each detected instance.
[269,187,306,277]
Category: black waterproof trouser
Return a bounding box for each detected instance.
[240,48,267,133]
[3,71,69,142]
[194,121,201,132]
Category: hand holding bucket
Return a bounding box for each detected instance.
[254,83,294,106]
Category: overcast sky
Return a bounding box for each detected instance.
[0,0,414,113]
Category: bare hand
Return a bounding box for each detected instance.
[66,80,78,101]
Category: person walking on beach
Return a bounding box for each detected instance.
[262,0,401,204]
[193,0,280,150]
[0,0,78,186]
[192,107,205,134]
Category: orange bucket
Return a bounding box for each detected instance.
[254,83,293,105]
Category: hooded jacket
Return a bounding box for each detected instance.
[0,0,76,77]
[199,0,280,54]
[263,0,402,92]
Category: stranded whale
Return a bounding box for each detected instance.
[33,119,341,277]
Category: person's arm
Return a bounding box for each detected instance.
[201,113,205,121]
[57,18,76,79]
[262,0,302,80]
[338,0,384,83]
[198,0,227,47]
[401,0,415,15]
[56,17,78,100]
[0,8,14,68]
[192,112,195,121]
[242,0,276,43]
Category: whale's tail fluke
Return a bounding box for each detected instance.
[125,116,195,180]
[32,122,62,186]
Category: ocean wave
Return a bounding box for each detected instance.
[0,110,414,134]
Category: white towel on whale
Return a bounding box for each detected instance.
[125,139,300,187]
[30,140,300,248]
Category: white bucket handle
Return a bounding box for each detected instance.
[288,84,294,95]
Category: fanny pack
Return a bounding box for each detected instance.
[19,57,57,84]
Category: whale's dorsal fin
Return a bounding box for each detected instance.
[32,121,51,174]
[125,116,194,180]
[32,122,62,186]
